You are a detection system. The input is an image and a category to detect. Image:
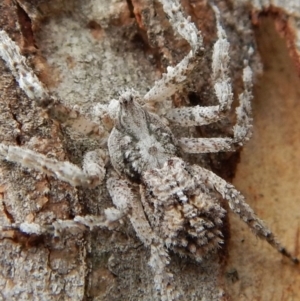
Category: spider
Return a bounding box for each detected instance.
[0,0,298,300]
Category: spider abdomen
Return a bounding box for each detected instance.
[142,157,226,260]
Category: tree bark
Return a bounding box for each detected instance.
[0,0,299,300]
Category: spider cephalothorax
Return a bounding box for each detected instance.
[109,90,179,182]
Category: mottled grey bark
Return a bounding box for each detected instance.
[0,0,299,300]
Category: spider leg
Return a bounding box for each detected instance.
[0,144,105,187]
[191,164,299,264]
[166,6,234,126]
[1,176,132,238]
[3,175,177,299]
[143,0,204,104]
[137,185,177,301]
[108,176,176,300]
[0,30,48,101]
[69,177,138,231]
[179,65,253,153]
[0,30,108,140]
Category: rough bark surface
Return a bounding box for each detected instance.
[0,0,299,300]
[227,15,300,301]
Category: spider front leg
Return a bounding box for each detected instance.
[0,144,105,187]
[166,5,235,127]
[143,2,235,129]
[179,64,253,153]
[191,164,299,264]
[0,30,109,140]
[143,0,204,104]
[164,5,253,154]
[141,2,253,154]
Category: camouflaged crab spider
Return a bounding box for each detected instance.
[0,1,298,300]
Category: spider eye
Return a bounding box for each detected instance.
[121,95,133,106]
